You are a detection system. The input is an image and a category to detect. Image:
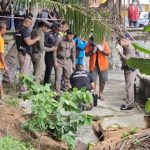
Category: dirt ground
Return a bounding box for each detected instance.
[0,101,149,150]
[0,103,66,150]
[90,126,143,150]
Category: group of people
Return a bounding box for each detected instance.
[14,15,111,101]
[0,11,138,110]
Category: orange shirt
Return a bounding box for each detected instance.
[0,35,4,69]
[85,40,110,72]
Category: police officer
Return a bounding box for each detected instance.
[116,35,136,110]
[44,22,60,84]
[15,15,39,92]
[54,29,76,93]
[31,21,56,83]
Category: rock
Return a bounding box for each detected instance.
[20,100,32,113]
[74,141,87,150]
[92,121,104,141]
[76,125,99,145]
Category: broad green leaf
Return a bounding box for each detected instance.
[127,58,150,75]
[132,43,150,54]
[145,99,150,113]
[143,25,150,32]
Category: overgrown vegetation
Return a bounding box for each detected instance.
[127,25,150,76]
[5,98,19,107]
[0,136,35,150]
[121,127,139,140]
[20,75,93,149]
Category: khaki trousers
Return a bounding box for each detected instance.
[32,52,45,83]
[124,70,136,107]
[18,52,31,76]
[55,59,71,92]
[18,52,31,91]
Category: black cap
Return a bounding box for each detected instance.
[38,20,52,28]
[66,29,74,35]
[51,21,61,29]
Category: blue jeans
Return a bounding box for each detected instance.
[129,20,138,27]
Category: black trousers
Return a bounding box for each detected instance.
[44,52,54,84]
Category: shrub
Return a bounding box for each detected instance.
[0,136,35,150]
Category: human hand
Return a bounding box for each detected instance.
[72,63,76,71]
[54,62,58,69]
[53,46,57,51]
[93,46,97,53]
[36,36,40,41]
[116,44,123,54]
[96,44,104,52]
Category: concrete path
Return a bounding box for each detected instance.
[84,70,146,129]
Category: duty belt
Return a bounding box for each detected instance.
[57,55,70,60]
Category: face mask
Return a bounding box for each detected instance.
[133,2,137,6]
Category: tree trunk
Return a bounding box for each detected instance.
[30,1,39,29]
[136,0,143,11]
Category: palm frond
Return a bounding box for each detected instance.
[10,0,110,42]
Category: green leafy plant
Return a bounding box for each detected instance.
[20,75,93,150]
[121,132,129,140]
[145,98,150,113]
[127,25,150,76]
[130,127,138,135]
[121,127,139,140]
[5,98,19,107]
[0,136,35,150]
[133,139,140,145]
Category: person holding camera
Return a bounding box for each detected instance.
[85,36,110,101]
[15,15,39,92]
[116,35,136,110]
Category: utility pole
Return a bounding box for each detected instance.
[149,0,150,11]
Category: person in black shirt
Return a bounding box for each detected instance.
[16,15,39,92]
[44,22,60,84]
[70,65,95,91]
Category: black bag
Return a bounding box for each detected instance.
[92,94,98,107]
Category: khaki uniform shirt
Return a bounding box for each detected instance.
[54,36,76,64]
[120,44,135,67]
[32,28,54,53]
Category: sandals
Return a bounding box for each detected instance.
[98,96,106,101]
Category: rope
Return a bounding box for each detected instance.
[0,15,60,21]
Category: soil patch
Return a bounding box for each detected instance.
[0,104,66,150]
[90,125,148,150]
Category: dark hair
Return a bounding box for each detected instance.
[116,35,126,44]
[66,29,74,35]
[132,0,136,2]
[76,65,84,71]
[0,21,6,31]
[51,21,61,29]
[24,14,33,20]
[89,35,94,42]
[38,21,49,28]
